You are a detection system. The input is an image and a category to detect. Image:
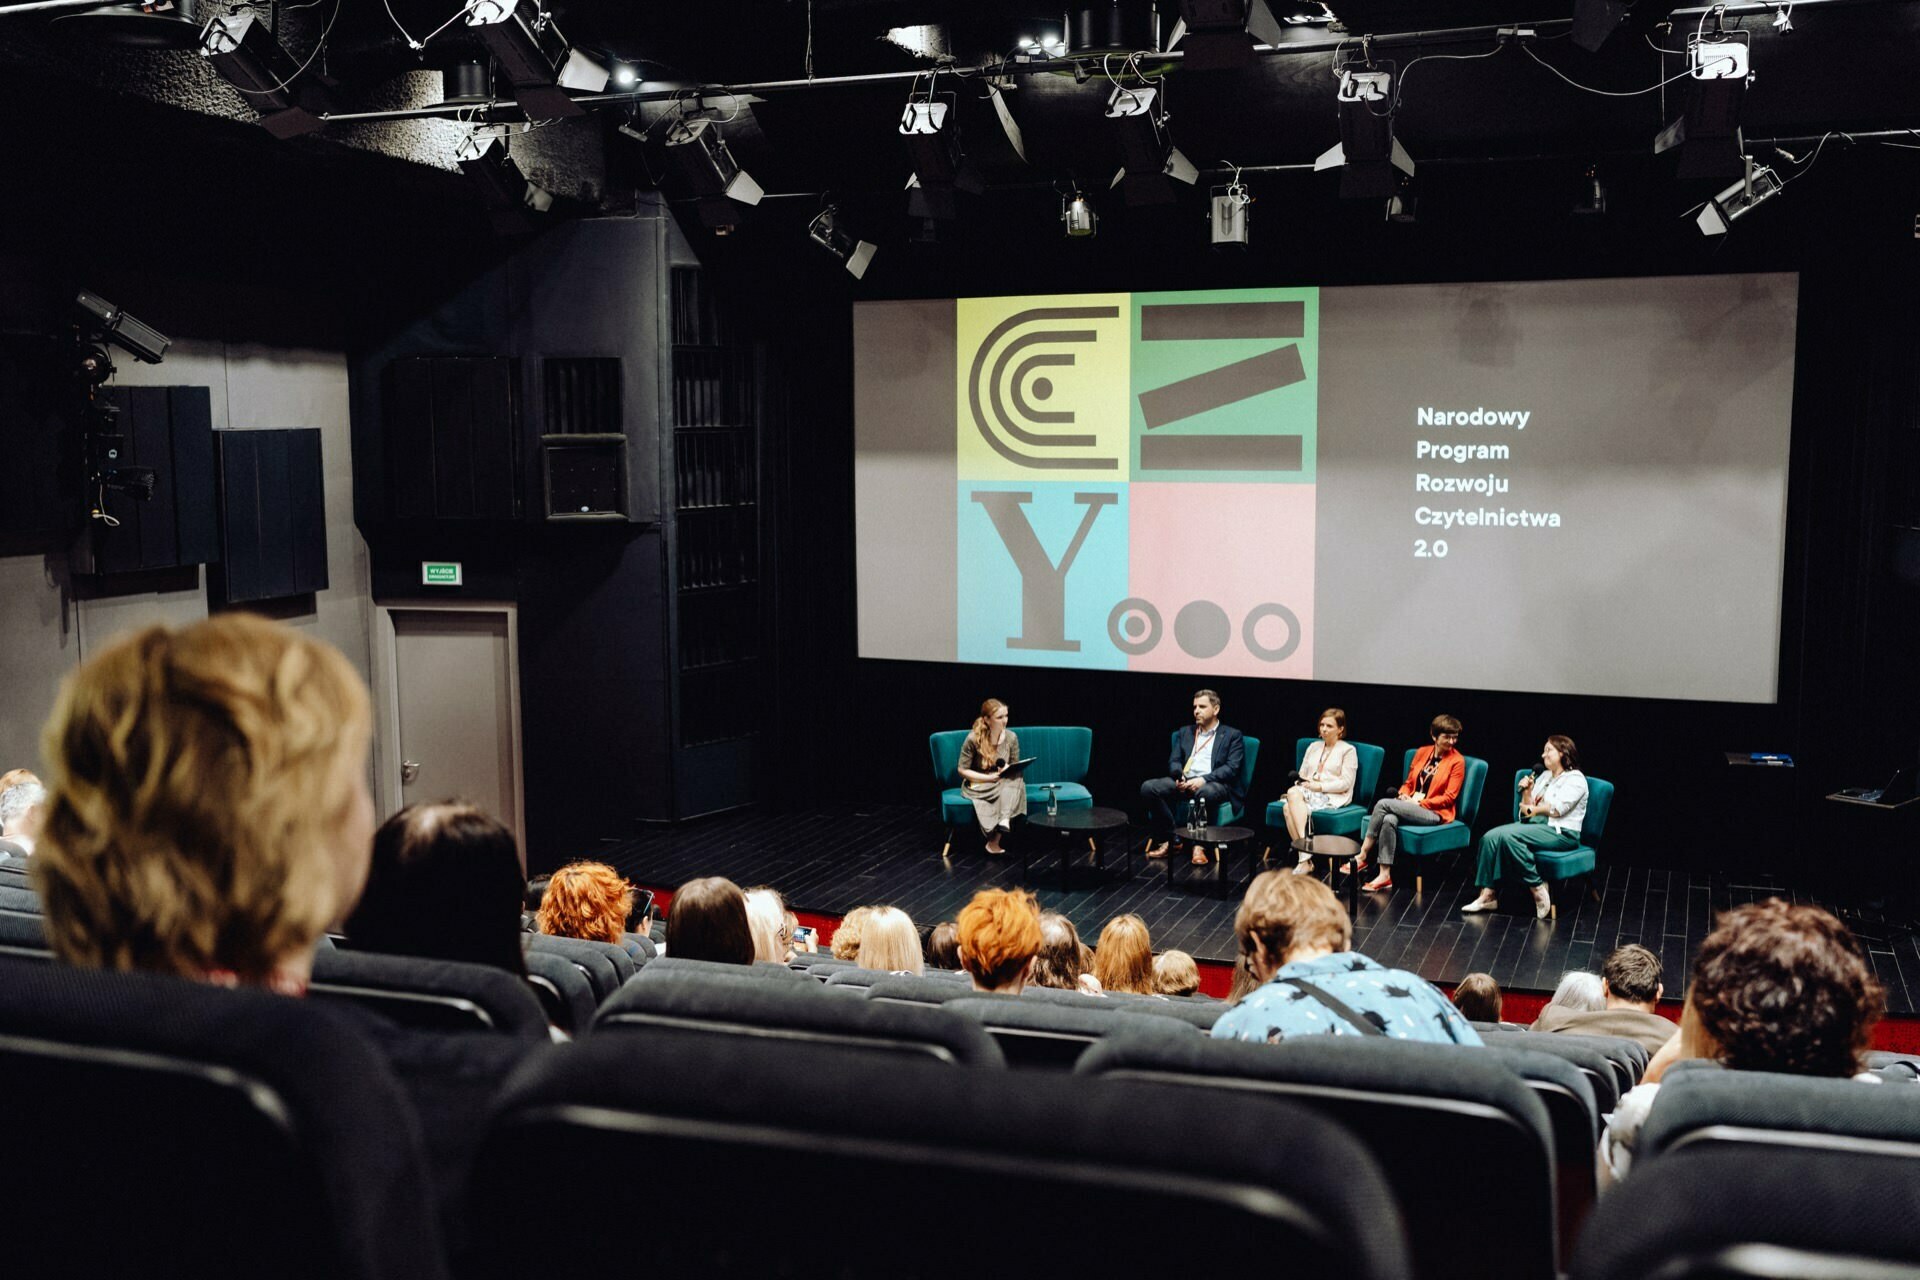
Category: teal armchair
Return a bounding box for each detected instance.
[1510,770,1614,919]
[1385,751,1490,893]
[1262,739,1387,854]
[1168,736,1261,897]
[929,726,1093,859]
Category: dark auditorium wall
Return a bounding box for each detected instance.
[725,146,1920,877]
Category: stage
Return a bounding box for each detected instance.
[604,803,1920,1017]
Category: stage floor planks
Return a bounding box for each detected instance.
[600,803,1920,1014]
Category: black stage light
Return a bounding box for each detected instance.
[901,99,985,221]
[808,206,877,279]
[75,289,170,365]
[1063,189,1099,237]
[52,0,200,49]
[1314,67,1413,199]
[1105,85,1196,206]
[1695,163,1782,235]
[454,132,554,232]
[198,14,338,139]
[1067,0,1159,55]
[661,115,764,234]
[1209,182,1250,246]
[1573,166,1608,217]
[462,0,607,118]
[442,61,492,106]
[1169,0,1283,71]
[1653,36,1750,180]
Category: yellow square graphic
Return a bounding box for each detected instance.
[956,293,1132,482]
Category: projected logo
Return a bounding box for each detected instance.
[955,288,1320,679]
[957,296,1130,483]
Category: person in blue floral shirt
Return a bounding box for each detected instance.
[1212,871,1481,1046]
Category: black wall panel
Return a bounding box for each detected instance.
[79,386,217,575]
[213,427,328,605]
[381,356,517,522]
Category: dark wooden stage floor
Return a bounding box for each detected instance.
[603,803,1920,1015]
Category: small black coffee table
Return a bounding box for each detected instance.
[1027,805,1131,890]
[1160,825,1255,899]
[1292,833,1363,916]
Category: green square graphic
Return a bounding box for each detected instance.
[1128,287,1318,484]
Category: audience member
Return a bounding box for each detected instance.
[1601,899,1886,1185]
[1213,872,1481,1045]
[537,861,641,957]
[925,921,961,971]
[0,767,39,792]
[1030,911,1102,995]
[855,905,924,975]
[1452,972,1504,1024]
[1092,913,1155,995]
[0,777,47,862]
[831,904,874,961]
[522,873,551,931]
[346,802,527,975]
[1532,944,1677,1054]
[1153,949,1200,998]
[665,876,755,965]
[1532,969,1607,1025]
[955,887,1043,994]
[744,885,793,963]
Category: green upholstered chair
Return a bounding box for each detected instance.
[1262,739,1387,856]
[1508,769,1614,919]
[1386,751,1489,893]
[929,726,1093,859]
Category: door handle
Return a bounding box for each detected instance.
[401,760,421,784]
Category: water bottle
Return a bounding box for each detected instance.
[1047,785,1058,818]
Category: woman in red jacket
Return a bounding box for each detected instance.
[1346,715,1464,892]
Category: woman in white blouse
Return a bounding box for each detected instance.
[1461,734,1588,919]
[1283,708,1359,874]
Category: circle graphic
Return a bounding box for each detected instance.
[1242,603,1302,663]
[1031,376,1053,400]
[1173,600,1232,659]
[1107,598,1162,656]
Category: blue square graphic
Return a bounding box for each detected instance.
[957,481,1129,670]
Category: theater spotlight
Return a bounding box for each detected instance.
[1209,181,1250,247]
[1653,33,1751,179]
[1573,165,1608,217]
[198,13,338,139]
[1314,66,1414,199]
[901,98,984,221]
[662,115,764,234]
[1695,163,1782,235]
[75,290,171,366]
[1063,188,1099,237]
[1169,0,1283,71]
[1384,193,1417,223]
[808,206,878,280]
[610,63,639,89]
[462,0,607,118]
[1105,85,1197,206]
[454,132,554,232]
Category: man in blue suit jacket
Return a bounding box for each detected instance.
[1142,689,1246,864]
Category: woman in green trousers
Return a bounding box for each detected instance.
[1461,735,1588,920]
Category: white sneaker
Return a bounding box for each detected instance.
[1291,855,1313,876]
[1531,885,1552,920]
[1460,892,1498,914]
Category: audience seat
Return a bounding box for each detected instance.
[523,933,634,1000]
[944,994,1195,1069]
[635,955,812,985]
[865,974,998,1005]
[309,949,550,1040]
[1481,1043,1603,1272]
[0,908,49,958]
[467,1030,1413,1280]
[1638,1068,1920,1167]
[520,949,596,1036]
[1559,1031,1649,1094]
[0,954,448,1280]
[1078,1022,1558,1280]
[0,883,40,913]
[1115,998,1225,1032]
[595,967,1005,1067]
[1570,1145,1920,1280]
[1474,1027,1623,1114]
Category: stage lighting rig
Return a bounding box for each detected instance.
[1209,179,1250,247]
[198,13,338,139]
[454,132,554,233]
[1062,186,1099,237]
[1314,63,1414,200]
[462,0,608,118]
[901,98,985,221]
[75,290,170,367]
[808,206,878,280]
[1105,84,1197,206]
[1695,162,1782,235]
[661,113,765,235]
[1169,0,1284,71]
[1653,25,1752,180]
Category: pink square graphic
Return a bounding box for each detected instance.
[1122,483,1315,679]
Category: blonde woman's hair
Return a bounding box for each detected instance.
[36,615,372,983]
[1092,914,1155,995]
[855,905,923,975]
[1153,949,1200,997]
[967,698,1008,769]
[831,904,875,960]
[744,886,790,963]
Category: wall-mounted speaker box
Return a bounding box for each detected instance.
[72,386,218,575]
[212,427,328,605]
[381,356,519,521]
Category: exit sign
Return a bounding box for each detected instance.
[421,561,463,587]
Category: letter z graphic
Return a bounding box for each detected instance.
[1136,300,1307,473]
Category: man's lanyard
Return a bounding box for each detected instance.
[1184,726,1217,775]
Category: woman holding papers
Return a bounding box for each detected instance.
[957,698,1026,856]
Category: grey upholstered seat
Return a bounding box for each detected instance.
[309,948,550,1039]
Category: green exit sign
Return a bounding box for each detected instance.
[421,561,463,587]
